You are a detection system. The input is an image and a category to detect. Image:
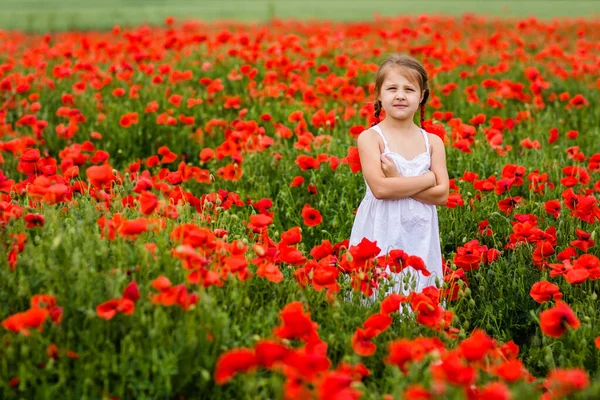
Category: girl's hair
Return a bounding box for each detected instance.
[373,54,430,127]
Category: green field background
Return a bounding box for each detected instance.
[0,0,599,32]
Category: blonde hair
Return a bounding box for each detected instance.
[373,54,430,127]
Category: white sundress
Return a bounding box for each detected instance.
[349,123,443,297]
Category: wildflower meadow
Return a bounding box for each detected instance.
[1,12,600,400]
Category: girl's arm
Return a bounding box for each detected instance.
[357,129,436,200]
[411,134,450,206]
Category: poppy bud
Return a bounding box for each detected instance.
[253,244,265,256]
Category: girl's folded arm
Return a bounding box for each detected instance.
[411,134,450,206]
[357,130,435,200]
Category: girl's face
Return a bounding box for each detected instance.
[378,68,423,122]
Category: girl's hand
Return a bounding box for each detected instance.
[426,170,437,187]
[381,154,400,177]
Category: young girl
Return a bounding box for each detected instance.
[349,53,449,297]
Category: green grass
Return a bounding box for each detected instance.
[0,0,599,32]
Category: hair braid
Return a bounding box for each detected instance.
[419,88,429,128]
[372,100,382,126]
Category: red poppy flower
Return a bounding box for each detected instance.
[256,261,284,283]
[442,268,468,302]
[301,204,322,227]
[544,368,589,398]
[529,280,562,303]
[152,276,172,291]
[479,382,511,400]
[494,359,525,382]
[544,199,561,218]
[567,130,579,139]
[410,293,444,329]
[118,218,149,239]
[403,384,432,399]
[453,241,485,271]
[295,155,320,171]
[290,176,304,187]
[278,245,307,266]
[284,347,331,381]
[459,329,495,362]
[406,255,431,277]
[568,94,589,108]
[137,191,156,215]
[311,266,339,293]
[548,127,559,143]
[280,226,302,245]
[122,281,140,303]
[247,214,273,232]
[96,299,121,320]
[540,301,580,338]
[351,328,377,357]
[473,175,496,191]
[385,339,415,373]
[112,88,125,97]
[469,113,486,125]
[380,293,408,315]
[310,240,334,260]
[214,348,257,384]
[377,249,409,273]
[363,313,392,337]
[497,196,524,215]
[24,213,45,228]
[254,340,289,368]
[119,112,138,128]
[435,351,477,386]
[273,302,318,342]
[1,308,49,335]
[349,125,365,137]
[570,228,594,252]
[346,146,361,173]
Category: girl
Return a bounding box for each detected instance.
[349,53,449,297]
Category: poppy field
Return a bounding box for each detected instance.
[1,14,600,400]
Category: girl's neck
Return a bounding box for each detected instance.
[379,117,420,137]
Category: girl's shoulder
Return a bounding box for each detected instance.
[424,131,444,146]
[357,127,386,154]
[357,127,383,145]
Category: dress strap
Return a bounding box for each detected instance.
[420,129,430,152]
[371,124,390,152]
